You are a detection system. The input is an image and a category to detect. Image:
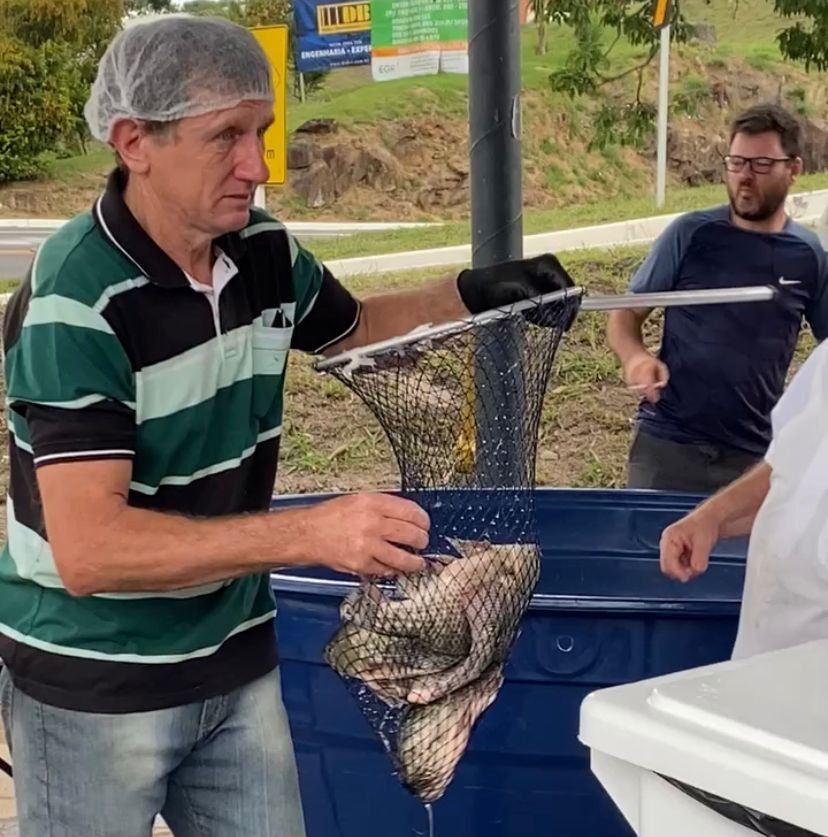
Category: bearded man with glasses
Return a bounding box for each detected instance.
[608,103,828,494]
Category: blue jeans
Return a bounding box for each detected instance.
[0,665,306,837]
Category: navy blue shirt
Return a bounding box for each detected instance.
[630,204,828,456]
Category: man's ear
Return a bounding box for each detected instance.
[109,119,151,175]
[791,156,804,179]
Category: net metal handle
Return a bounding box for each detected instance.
[580,285,777,311]
[314,285,778,373]
[313,286,581,372]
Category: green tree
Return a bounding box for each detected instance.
[548,0,697,149]
[551,1,828,150]
[0,0,124,152]
[0,0,122,49]
[775,0,828,71]
[531,0,573,56]
[178,0,290,24]
[0,34,75,181]
[242,0,292,26]
[179,0,242,19]
[125,0,171,11]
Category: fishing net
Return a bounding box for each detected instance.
[315,286,583,804]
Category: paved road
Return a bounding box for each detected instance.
[0,227,356,279]
[0,231,40,279]
[0,220,439,279]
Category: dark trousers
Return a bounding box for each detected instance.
[626,426,762,494]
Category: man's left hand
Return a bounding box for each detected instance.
[456,253,576,317]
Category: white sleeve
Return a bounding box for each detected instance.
[765,340,828,469]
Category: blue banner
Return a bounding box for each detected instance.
[293,0,372,73]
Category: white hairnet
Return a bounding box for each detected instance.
[84,15,274,143]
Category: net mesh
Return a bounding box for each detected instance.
[317,288,583,803]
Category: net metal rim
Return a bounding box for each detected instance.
[313,285,585,374]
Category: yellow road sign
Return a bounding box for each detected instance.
[653,0,671,28]
[249,24,289,185]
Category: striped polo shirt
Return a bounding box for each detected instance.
[0,169,360,713]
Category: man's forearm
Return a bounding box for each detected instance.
[694,462,771,538]
[50,502,315,596]
[326,275,465,354]
[607,308,650,365]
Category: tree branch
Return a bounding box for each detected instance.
[634,62,645,105]
[601,30,622,62]
[597,43,659,86]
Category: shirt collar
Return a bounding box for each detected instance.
[92,168,247,289]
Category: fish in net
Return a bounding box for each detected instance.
[315,287,583,803]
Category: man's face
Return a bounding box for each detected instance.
[725,131,801,222]
[143,100,273,236]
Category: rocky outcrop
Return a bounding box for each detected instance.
[286,137,402,207]
[290,161,336,208]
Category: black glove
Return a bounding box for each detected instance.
[456,253,576,326]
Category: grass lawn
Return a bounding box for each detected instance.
[303,171,828,263]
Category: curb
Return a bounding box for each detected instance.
[3,189,827,279]
[327,190,828,278]
[0,219,441,234]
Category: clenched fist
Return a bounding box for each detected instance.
[659,509,720,583]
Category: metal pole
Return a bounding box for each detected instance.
[655,23,670,208]
[467,0,526,499]
[313,286,778,373]
[468,0,523,266]
[580,286,776,311]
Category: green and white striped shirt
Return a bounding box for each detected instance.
[0,169,360,712]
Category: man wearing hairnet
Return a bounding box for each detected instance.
[0,14,574,837]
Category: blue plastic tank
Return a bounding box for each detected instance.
[269,488,748,837]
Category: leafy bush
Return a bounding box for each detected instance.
[0,35,74,182]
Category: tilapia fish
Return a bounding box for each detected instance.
[340,553,472,658]
[327,537,539,706]
[405,539,540,705]
[396,663,504,803]
[323,622,462,704]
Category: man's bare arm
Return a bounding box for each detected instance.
[325,275,465,355]
[694,461,772,538]
[607,307,652,366]
[608,307,670,401]
[323,252,577,356]
[659,462,771,582]
[37,459,428,596]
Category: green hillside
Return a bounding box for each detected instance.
[2,0,825,240]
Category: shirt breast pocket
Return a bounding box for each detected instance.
[251,324,292,417]
[252,324,291,374]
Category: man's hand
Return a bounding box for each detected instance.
[659,508,721,583]
[624,351,669,403]
[456,253,575,318]
[303,493,430,578]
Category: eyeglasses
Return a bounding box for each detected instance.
[723,155,794,174]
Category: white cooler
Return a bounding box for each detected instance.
[578,639,828,836]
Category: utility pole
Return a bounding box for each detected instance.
[468,0,526,490]
[468,0,523,267]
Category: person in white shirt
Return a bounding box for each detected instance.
[659,337,828,659]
